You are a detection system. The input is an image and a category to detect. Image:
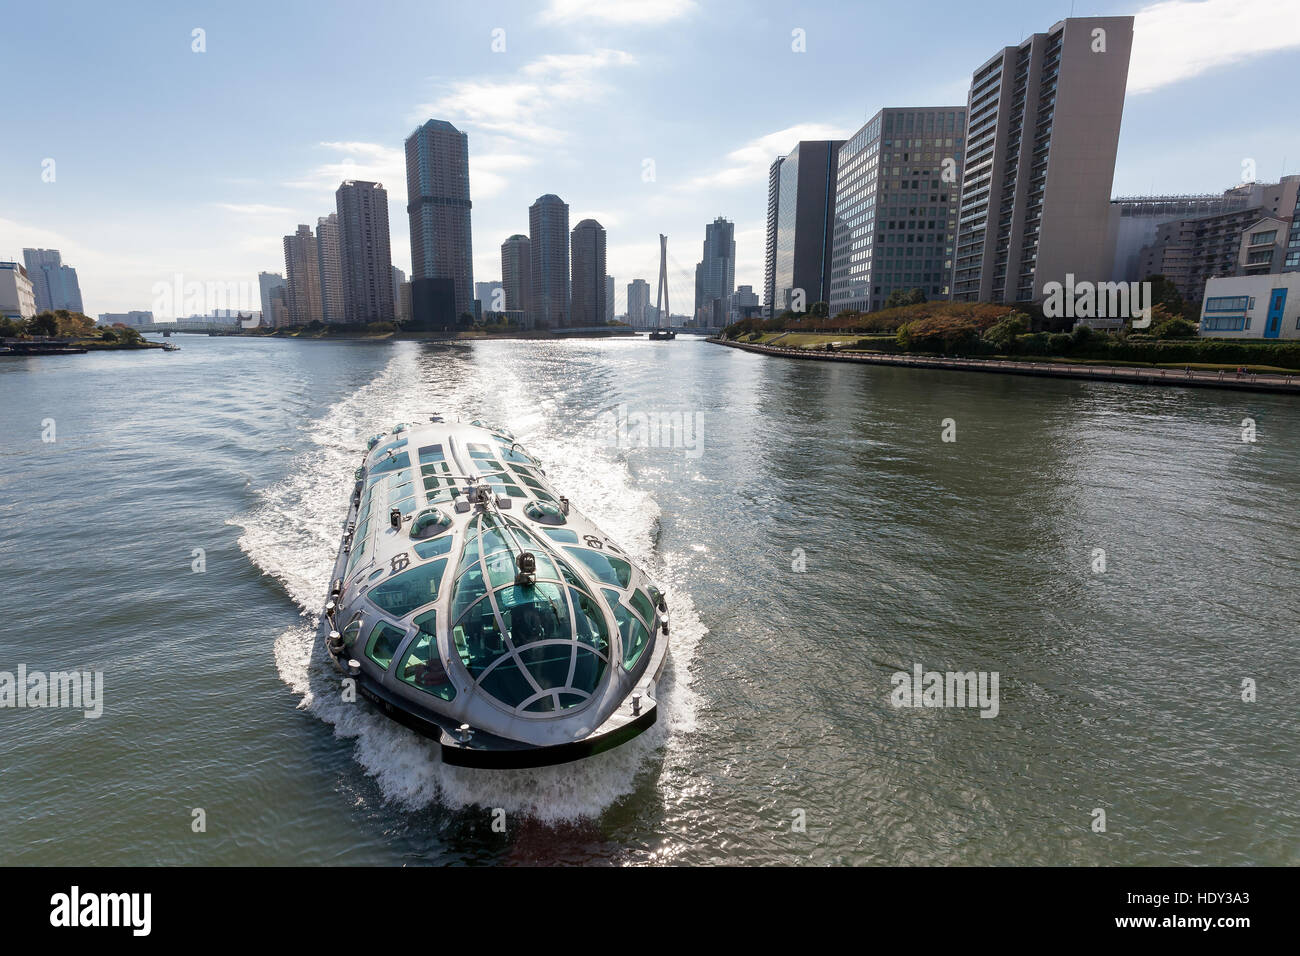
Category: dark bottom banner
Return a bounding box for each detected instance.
[1,866,1281,942]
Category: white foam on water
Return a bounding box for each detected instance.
[233,342,702,822]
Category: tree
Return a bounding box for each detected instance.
[1152,315,1198,339]
[982,312,1028,351]
[809,301,830,319]
[25,313,59,337]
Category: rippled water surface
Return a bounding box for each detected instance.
[0,335,1296,865]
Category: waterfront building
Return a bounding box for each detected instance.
[22,248,83,314]
[530,194,570,328]
[476,279,504,315]
[336,180,395,323]
[391,266,407,321]
[627,278,650,327]
[405,119,473,320]
[282,224,322,325]
[694,216,736,327]
[0,261,37,320]
[257,272,286,328]
[829,106,966,314]
[97,310,154,327]
[570,218,607,326]
[399,281,412,325]
[314,214,345,324]
[606,275,615,324]
[500,234,532,325]
[1107,193,1244,283]
[952,16,1134,304]
[1287,186,1300,272]
[1136,177,1300,305]
[763,157,783,316]
[726,284,760,324]
[1198,272,1300,339]
[768,139,843,314]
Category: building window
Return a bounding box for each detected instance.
[1249,230,1277,245]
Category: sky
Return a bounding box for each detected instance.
[3,0,1299,317]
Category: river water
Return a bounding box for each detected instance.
[1,334,1296,865]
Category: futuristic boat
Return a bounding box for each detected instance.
[319,417,670,768]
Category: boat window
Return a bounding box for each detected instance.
[417,444,444,464]
[391,496,417,517]
[365,621,407,670]
[564,547,632,589]
[341,619,364,650]
[603,588,650,670]
[368,558,447,618]
[397,611,455,701]
[467,443,495,459]
[542,528,580,544]
[372,438,407,460]
[629,589,655,628]
[445,513,612,713]
[411,508,451,539]
[414,535,455,560]
[570,588,610,656]
[524,501,566,525]
[368,454,410,482]
[498,443,535,465]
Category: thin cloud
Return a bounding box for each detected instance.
[539,0,698,26]
[416,49,636,146]
[212,203,294,217]
[283,141,407,199]
[1130,0,1300,94]
[678,123,852,191]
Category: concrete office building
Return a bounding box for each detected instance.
[0,261,37,320]
[570,218,607,326]
[952,16,1134,303]
[257,272,287,329]
[283,224,322,325]
[336,180,394,323]
[530,194,570,328]
[694,216,736,326]
[627,278,650,327]
[22,248,84,314]
[501,234,532,323]
[767,139,844,314]
[829,106,966,313]
[726,284,760,324]
[1107,193,1243,283]
[1137,177,1300,304]
[405,119,474,320]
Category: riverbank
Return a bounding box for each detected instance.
[711,337,1300,394]
[1,338,163,355]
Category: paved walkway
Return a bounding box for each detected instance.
[710,339,1300,395]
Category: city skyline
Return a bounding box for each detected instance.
[3,0,1300,315]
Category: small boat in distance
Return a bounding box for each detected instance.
[319,417,671,768]
[648,329,676,340]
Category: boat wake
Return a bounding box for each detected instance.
[232,343,701,821]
